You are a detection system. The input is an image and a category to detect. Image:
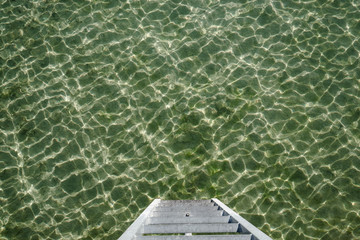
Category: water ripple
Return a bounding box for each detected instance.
[1,0,360,239]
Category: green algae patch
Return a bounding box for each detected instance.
[1,0,360,239]
[61,174,82,194]
[308,119,332,131]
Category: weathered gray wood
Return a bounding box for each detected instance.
[154,205,219,212]
[158,202,215,207]
[118,199,160,240]
[143,223,239,234]
[146,216,230,224]
[118,199,272,240]
[159,200,211,205]
[212,198,272,240]
[136,235,252,240]
[151,210,223,217]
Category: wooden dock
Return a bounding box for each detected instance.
[118,198,272,240]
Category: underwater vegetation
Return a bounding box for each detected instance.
[1,0,360,239]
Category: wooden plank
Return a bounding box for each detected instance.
[118,199,272,240]
[136,235,252,240]
[146,216,230,224]
[160,200,211,205]
[151,210,223,218]
[154,205,219,212]
[143,223,239,234]
[212,198,272,240]
[145,216,230,224]
[118,199,160,240]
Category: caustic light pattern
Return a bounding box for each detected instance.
[0,0,360,239]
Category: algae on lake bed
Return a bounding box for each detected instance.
[1,0,360,239]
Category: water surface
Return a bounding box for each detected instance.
[1,0,360,239]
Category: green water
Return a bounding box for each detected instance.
[1,0,360,239]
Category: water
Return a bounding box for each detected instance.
[1,0,360,239]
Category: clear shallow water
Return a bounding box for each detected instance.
[1,0,360,239]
